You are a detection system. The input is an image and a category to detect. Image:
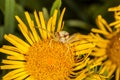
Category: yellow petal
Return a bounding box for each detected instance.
[51,10,58,33]
[3,68,25,79]
[25,76,34,80]
[75,42,95,51]
[34,11,43,39]
[8,34,30,48]
[4,71,28,80]
[116,68,120,80]
[2,45,23,53]
[39,12,47,39]
[4,34,28,52]
[18,24,33,45]
[7,56,25,60]
[1,65,24,69]
[107,64,116,77]
[73,58,89,70]
[14,73,29,80]
[2,60,25,65]
[0,48,23,57]
[57,8,66,32]
[25,12,40,42]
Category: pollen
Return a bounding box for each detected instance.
[24,39,75,80]
[107,33,120,68]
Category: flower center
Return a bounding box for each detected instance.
[24,39,74,80]
[107,33,120,67]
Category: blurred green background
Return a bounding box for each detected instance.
[0,0,120,79]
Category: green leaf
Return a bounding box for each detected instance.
[102,70,108,76]
[4,0,15,34]
[94,66,98,73]
[98,65,103,73]
[65,20,91,30]
[15,3,24,16]
[0,0,5,13]
[50,0,61,16]
[42,7,49,22]
[0,26,4,41]
[86,64,91,72]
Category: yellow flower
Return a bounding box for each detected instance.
[86,5,120,80]
[0,8,95,80]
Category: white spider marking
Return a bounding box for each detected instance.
[54,31,70,43]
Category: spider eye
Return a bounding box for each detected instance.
[55,32,60,37]
[64,34,68,37]
[64,34,69,39]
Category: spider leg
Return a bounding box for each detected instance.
[49,37,59,47]
[66,33,81,43]
[49,39,54,47]
[63,43,70,62]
